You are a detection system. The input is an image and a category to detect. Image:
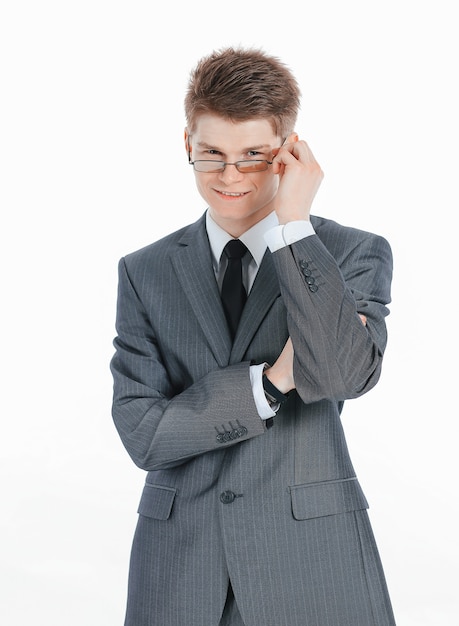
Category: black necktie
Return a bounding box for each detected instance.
[221,239,248,339]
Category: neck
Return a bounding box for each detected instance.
[209,206,275,239]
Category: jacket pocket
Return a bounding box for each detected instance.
[289,477,368,520]
[137,484,177,520]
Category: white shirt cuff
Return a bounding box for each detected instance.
[250,363,276,419]
[264,220,315,252]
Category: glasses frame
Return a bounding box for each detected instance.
[189,158,273,173]
[187,137,287,174]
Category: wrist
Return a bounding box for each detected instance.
[264,367,294,395]
[263,369,290,405]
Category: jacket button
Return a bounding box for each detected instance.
[220,490,236,504]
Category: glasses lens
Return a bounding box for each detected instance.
[192,160,270,173]
[193,161,225,173]
[236,160,269,173]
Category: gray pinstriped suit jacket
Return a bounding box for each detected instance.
[110,212,396,625]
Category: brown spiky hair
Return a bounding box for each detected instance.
[184,47,301,137]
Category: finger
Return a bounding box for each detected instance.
[291,139,319,162]
[272,145,302,167]
[271,158,286,176]
[275,139,318,164]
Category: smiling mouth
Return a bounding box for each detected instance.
[217,190,249,197]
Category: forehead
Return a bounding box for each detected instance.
[191,114,278,149]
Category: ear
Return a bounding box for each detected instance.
[286,131,299,143]
[184,128,191,155]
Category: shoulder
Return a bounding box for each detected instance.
[121,214,206,270]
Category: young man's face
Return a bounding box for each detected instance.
[185,114,285,237]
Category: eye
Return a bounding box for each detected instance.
[206,149,222,156]
[247,150,262,158]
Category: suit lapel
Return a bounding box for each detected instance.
[171,217,232,366]
[171,216,281,367]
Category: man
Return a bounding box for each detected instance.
[110,47,396,626]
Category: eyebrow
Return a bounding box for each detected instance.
[195,141,272,152]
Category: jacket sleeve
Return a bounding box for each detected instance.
[271,231,392,404]
[110,257,266,472]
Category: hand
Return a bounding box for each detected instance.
[271,138,324,224]
[265,337,296,394]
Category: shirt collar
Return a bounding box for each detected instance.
[205,209,279,269]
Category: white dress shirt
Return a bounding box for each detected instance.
[205,210,315,419]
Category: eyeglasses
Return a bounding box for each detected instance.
[189,159,273,173]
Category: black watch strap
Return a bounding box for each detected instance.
[262,374,289,404]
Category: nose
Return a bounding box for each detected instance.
[219,163,244,184]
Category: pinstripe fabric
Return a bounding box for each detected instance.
[111,213,396,625]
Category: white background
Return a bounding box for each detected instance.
[1,1,458,624]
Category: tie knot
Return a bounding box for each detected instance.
[224,239,247,260]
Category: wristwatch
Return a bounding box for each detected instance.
[262,372,289,410]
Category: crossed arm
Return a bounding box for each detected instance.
[111,139,392,470]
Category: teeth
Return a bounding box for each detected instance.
[220,191,245,196]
